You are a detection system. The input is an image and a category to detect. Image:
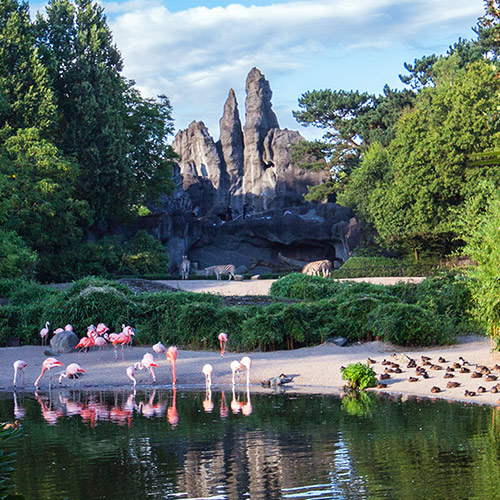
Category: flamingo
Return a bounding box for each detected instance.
[152,342,167,357]
[64,324,73,332]
[13,360,27,387]
[53,327,64,334]
[135,353,159,383]
[34,358,63,389]
[230,360,243,385]
[202,363,213,389]
[240,356,252,386]
[218,332,228,357]
[58,363,86,385]
[75,331,95,354]
[94,336,108,352]
[112,326,133,361]
[96,323,109,336]
[166,346,178,386]
[126,365,137,387]
[40,322,50,346]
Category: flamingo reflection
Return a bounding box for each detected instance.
[203,387,214,413]
[219,392,229,419]
[35,391,63,425]
[167,388,179,428]
[13,392,25,420]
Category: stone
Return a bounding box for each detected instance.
[326,337,348,347]
[50,330,79,353]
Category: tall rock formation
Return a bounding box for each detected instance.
[171,68,327,217]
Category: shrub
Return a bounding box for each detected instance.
[367,302,456,346]
[270,273,344,300]
[0,229,37,279]
[120,230,169,275]
[341,363,377,390]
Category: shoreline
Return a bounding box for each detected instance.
[4,334,500,406]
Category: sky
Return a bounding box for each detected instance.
[96,0,486,141]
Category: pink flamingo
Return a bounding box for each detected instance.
[166,346,178,386]
[58,363,86,385]
[94,336,108,352]
[135,353,159,383]
[40,322,50,346]
[112,326,133,361]
[13,360,27,387]
[218,332,228,357]
[202,363,213,389]
[75,331,95,354]
[34,358,63,389]
[230,360,243,385]
[96,323,109,336]
[152,342,167,357]
[126,365,137,387]
[53,327,64,334]
[64,324,73,332]
[240,356,252,386]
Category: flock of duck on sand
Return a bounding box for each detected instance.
[367,353,500,400]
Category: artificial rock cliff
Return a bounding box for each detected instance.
[171,68,326,215]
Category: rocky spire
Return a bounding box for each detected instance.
[219,89,244,199]
[242,68,280,204]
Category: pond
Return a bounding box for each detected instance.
[2,388,500,499]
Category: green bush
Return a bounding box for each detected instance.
[341,362,377,389]
[367,302,455,346]
[0,229,37,279]
[120,230,169,275]
[270,273,344,300]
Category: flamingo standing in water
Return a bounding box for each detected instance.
[166,346,178,386]
[240,356,252,386]
[13,360,27,387]
[58,363,86,385]
[202,363,213,389]
[218,332,228,357]
[40,322,50,346]
[34,358,63,389]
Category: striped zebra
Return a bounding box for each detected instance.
[301,259,332,278]
[180,255,190,280]
[204,264,236,281]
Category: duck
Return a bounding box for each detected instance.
[379,373,390,380]
[471,372,482,379]
[485,374,498,382]
[438,357,447,363]
[421,356,432,362]
[446,366,455,372]
[430,364,443,371]
[446,381,460,388]
[376,383,387,389]
[444,373,454,379]
[458,356,470,366]
[491,386,498,394]
[477,386,487,393]
[464,390,476,397]
[407,359,417,368]
[1,420,19,430]
[430,386,441,393]
[408,377,419,382]
[261,374,293,387]
[460,367,471,373]
[367,358,376,364]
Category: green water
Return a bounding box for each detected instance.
[2,388,500,499]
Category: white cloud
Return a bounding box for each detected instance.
[106,0,484,139]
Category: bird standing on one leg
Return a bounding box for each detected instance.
[40,322,50,346]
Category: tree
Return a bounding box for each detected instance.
[36,0,131,220]
[0,127,91,253]
[0,0,55,134]
[124,84,176,208]
[475,0,500,60]
[345,59,500,256]
[292,86,414,201]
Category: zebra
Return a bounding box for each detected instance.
[204,264,236,281]
[180,255,190,280]
[301,259,332,278]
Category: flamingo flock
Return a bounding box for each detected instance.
[16,328,259,390]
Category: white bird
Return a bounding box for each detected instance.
[13,360,27,387]
[230,360,243,386]
[58,363,86,384]
[240,356,252,386]
[152,342,167,357]
[202,363,213,389]
[126,365,137,387]
[135,353,159,383]
[40,322,50,346]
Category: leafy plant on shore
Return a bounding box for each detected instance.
[341,363,377,390]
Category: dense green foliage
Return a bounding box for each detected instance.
[293,4,500,259]
[0,272,474,350]
[0,425,22,499]
[341,363,377,390]
[0,0,174,281]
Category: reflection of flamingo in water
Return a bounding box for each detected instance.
[13,392,25,420]
[231,386,243,414]
[202,363,213,389]
[219,392,229,419]
[167,388,179,427]
[167,346,178,386]
[140,389,166,418]
[34,358,64,389]
[203,387,214,413]
[13,360,27,387]
[218,332,228,357]
[35,391,63,425]
[242,387,252,416]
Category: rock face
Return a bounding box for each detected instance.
[50,330,79,353]
[171,68,326,215]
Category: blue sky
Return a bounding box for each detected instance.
[98,0,485,140]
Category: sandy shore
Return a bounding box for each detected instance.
[4,334,500,405]
[6,277,497,405]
